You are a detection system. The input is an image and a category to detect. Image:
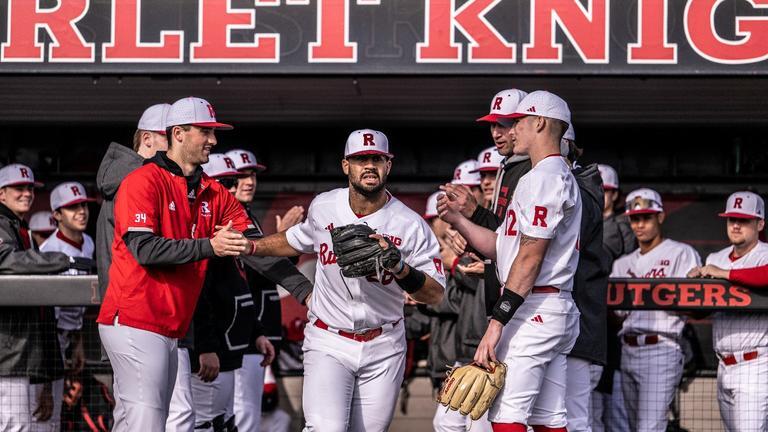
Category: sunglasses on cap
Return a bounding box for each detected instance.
[216,177,238,189]
[626,197,661,213]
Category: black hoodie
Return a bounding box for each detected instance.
[569,163,610,365]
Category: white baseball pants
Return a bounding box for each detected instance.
[166,348,195,432]
[489,292,580,428]
[0,377,63,432]
[301,320,406,432]
[620,339,683,432]
[717,348,768,432]
[261,408,292,432]
[99,320,178,431]
[234,353,265,432]
[565,358,602,432]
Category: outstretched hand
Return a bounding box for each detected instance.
[211,221,249,256]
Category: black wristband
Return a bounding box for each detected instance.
[398,265,426,294]
[491,290,525,325]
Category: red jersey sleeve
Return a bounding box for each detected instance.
[729,265,768,288]
[216,184,254,233]
[114,170,159,236]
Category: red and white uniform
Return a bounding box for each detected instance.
[491,155,582,428]
[285,187,445,431]
[707,242,768,431]
[611,239,700,432]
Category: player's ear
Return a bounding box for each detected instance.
[758,219,765,232]
[53,210,63,223]
[385,158,392,175]
[657,212,666,224]
[341,158,350,175]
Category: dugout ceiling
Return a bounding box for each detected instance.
[0,75,767,126]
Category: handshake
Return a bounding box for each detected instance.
[210,221,254,257]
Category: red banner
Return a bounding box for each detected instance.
[608,278,768,311]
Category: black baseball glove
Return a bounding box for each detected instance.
[331,224,402,278]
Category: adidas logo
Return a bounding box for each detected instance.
[531,315,544,324]
[169,201,176,211]
[526,106,536,113]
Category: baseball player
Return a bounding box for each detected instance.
[246,128,446,431]
[29,211,57,246]
[439,91,582,431]
[611,188,701,432]
[688,191,768,431]
[440,88,530,314]
[96,103,170,300]
[470,146,504,208]
[452,159,484,205]
[97,97,262,430]
[0,164,92,430]
[600,165,636,260]
[225,147,312,432]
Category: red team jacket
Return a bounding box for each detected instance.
[97,162,253,338]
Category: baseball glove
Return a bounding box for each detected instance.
[330,224,401,278]
[437,361,507,421]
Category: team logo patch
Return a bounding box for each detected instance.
[169,201,176,211]
[499,301,511,312]
[531,315,544,324]
[200,201,211,216]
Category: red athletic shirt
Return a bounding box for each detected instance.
[730,265,768,288]
[97,163,254,338]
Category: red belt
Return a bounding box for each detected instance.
[721,350,759,366]
[532,286,560,294]
[314,318,395,342]
[623,334,659,346]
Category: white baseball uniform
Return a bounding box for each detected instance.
[234,353,265,431]
[285,187,445,432]
[31,230,94,432]
[707,242,768,431]
[490,155,582,428]
[612,239,700,432]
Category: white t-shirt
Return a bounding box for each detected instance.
[40,230,94,331]
[612,238,701,339]
[494,155,582,291]
[286,188,446,331]
[707,241,768,353]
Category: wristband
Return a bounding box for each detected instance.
[397,265,426,294]
[491,290,525,325]
[392,259,406,276]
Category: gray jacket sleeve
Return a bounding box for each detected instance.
[239,255,313,304]
[470,206,502,231]
[122,232,215,266]
[0,219,70,274]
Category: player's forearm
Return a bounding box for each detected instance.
[729,265,768,288]
[408,273,444,305]
[451,217,497,260]
[249,232,301,257]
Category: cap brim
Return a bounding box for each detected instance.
[625,209,663,216]
[603,185,618,191]
[3,181,44,188]
[476,113,519,123]
[191,122,234,130]
[57,197,97,209]
[718,212,761,219]
[451,180,481,186]
[470,167,499,173]
[346,150,394,159]
[212,170,242,178]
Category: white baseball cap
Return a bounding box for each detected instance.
[50,182,96,211]
[452,160,481,186]
[476,89,528,123]
[29,211,57,233]
[137,103,171,134]
[598,164,619,190]
[201,154,240,178]
[471,146,504,173]
[0,164,44,189]
[719,191,765,220]
[509,91,571,125]
[424,191,441,220]
[166,97,233,130]
[226,149,267,172]
[344,129,393,159]
[625,188,663,215]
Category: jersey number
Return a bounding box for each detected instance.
[505,209,518,236]
[134,213,147,224]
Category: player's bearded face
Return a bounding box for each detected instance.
[178,126,217,166]
[55,202,89,232]
[0,185,34,217]
[344,155,391,196]
[490,122,516,156]
[727,217,762,247]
